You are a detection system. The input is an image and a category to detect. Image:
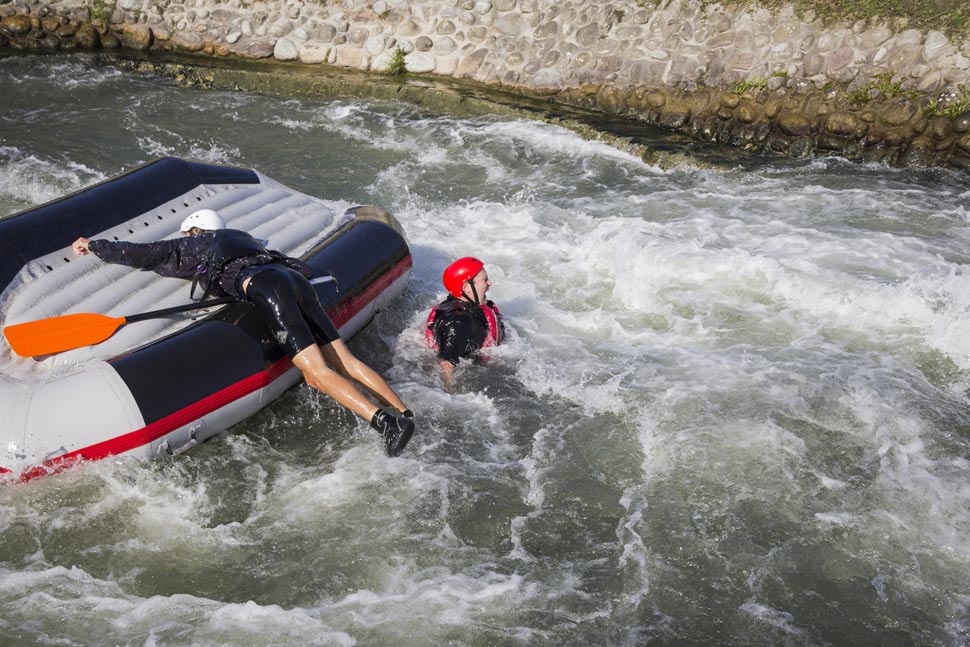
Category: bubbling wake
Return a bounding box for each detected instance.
[1,54,969,646]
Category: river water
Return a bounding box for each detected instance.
[2,53,970,647]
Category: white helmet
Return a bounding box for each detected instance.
[180,208,225,232]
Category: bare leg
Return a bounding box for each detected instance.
[292,341,414,456]
[320,338,409,413]
[291,343,382,420]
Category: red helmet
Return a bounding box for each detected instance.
[443,257,484,298]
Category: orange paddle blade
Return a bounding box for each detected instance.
[4,313,127,358]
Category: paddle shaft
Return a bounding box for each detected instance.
[124,275,337,323]
[124,297,234,324]
[3,274,337,357]
[123,274,335,323]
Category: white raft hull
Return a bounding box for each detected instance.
[0,158,412,481]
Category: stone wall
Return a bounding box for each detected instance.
[4,0,970,168]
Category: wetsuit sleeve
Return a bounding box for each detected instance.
[89,236,208,279]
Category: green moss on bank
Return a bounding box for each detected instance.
[697,0,970,36]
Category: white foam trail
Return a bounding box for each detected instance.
[739,602,811,640]
[0,565,356,647]
[3,54,970,646]
[133,132,240,164]
[903,265,970,370]
[0,56,122,87]
[478,119,651,166]
[0,146,106,208]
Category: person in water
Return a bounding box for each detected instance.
[72,208,415,457]
[425,257,505,389]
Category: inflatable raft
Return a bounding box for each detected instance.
[0,157,412,481]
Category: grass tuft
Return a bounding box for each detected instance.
[925,88,970,118]
[848,73,921,105]
[385,47,408,76]
[733,77,768,94]
[87,0,111,26]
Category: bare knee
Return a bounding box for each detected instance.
[302,366,335,394]
[293,346,333,392]
[303,372,324,393]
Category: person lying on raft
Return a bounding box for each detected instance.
[72,208,415,457]
[425,257,505,390]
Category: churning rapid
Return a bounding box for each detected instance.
[2,54,970,647]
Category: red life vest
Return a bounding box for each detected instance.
[425,299,503,350]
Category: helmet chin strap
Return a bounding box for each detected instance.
[463,281,482,305]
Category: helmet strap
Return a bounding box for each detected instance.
[463,281,481,305]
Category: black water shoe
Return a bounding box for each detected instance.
[370,409,415,457]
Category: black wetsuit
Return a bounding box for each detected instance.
[89,230,340,357]
[428,296,503,366]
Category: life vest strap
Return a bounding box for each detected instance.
[425,299,503,350]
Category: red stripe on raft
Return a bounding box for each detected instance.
[8,256,412,483]
[15,356,294,482]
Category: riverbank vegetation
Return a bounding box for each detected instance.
[728,0,970,35]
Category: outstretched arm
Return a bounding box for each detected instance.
[74,235,207,279]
